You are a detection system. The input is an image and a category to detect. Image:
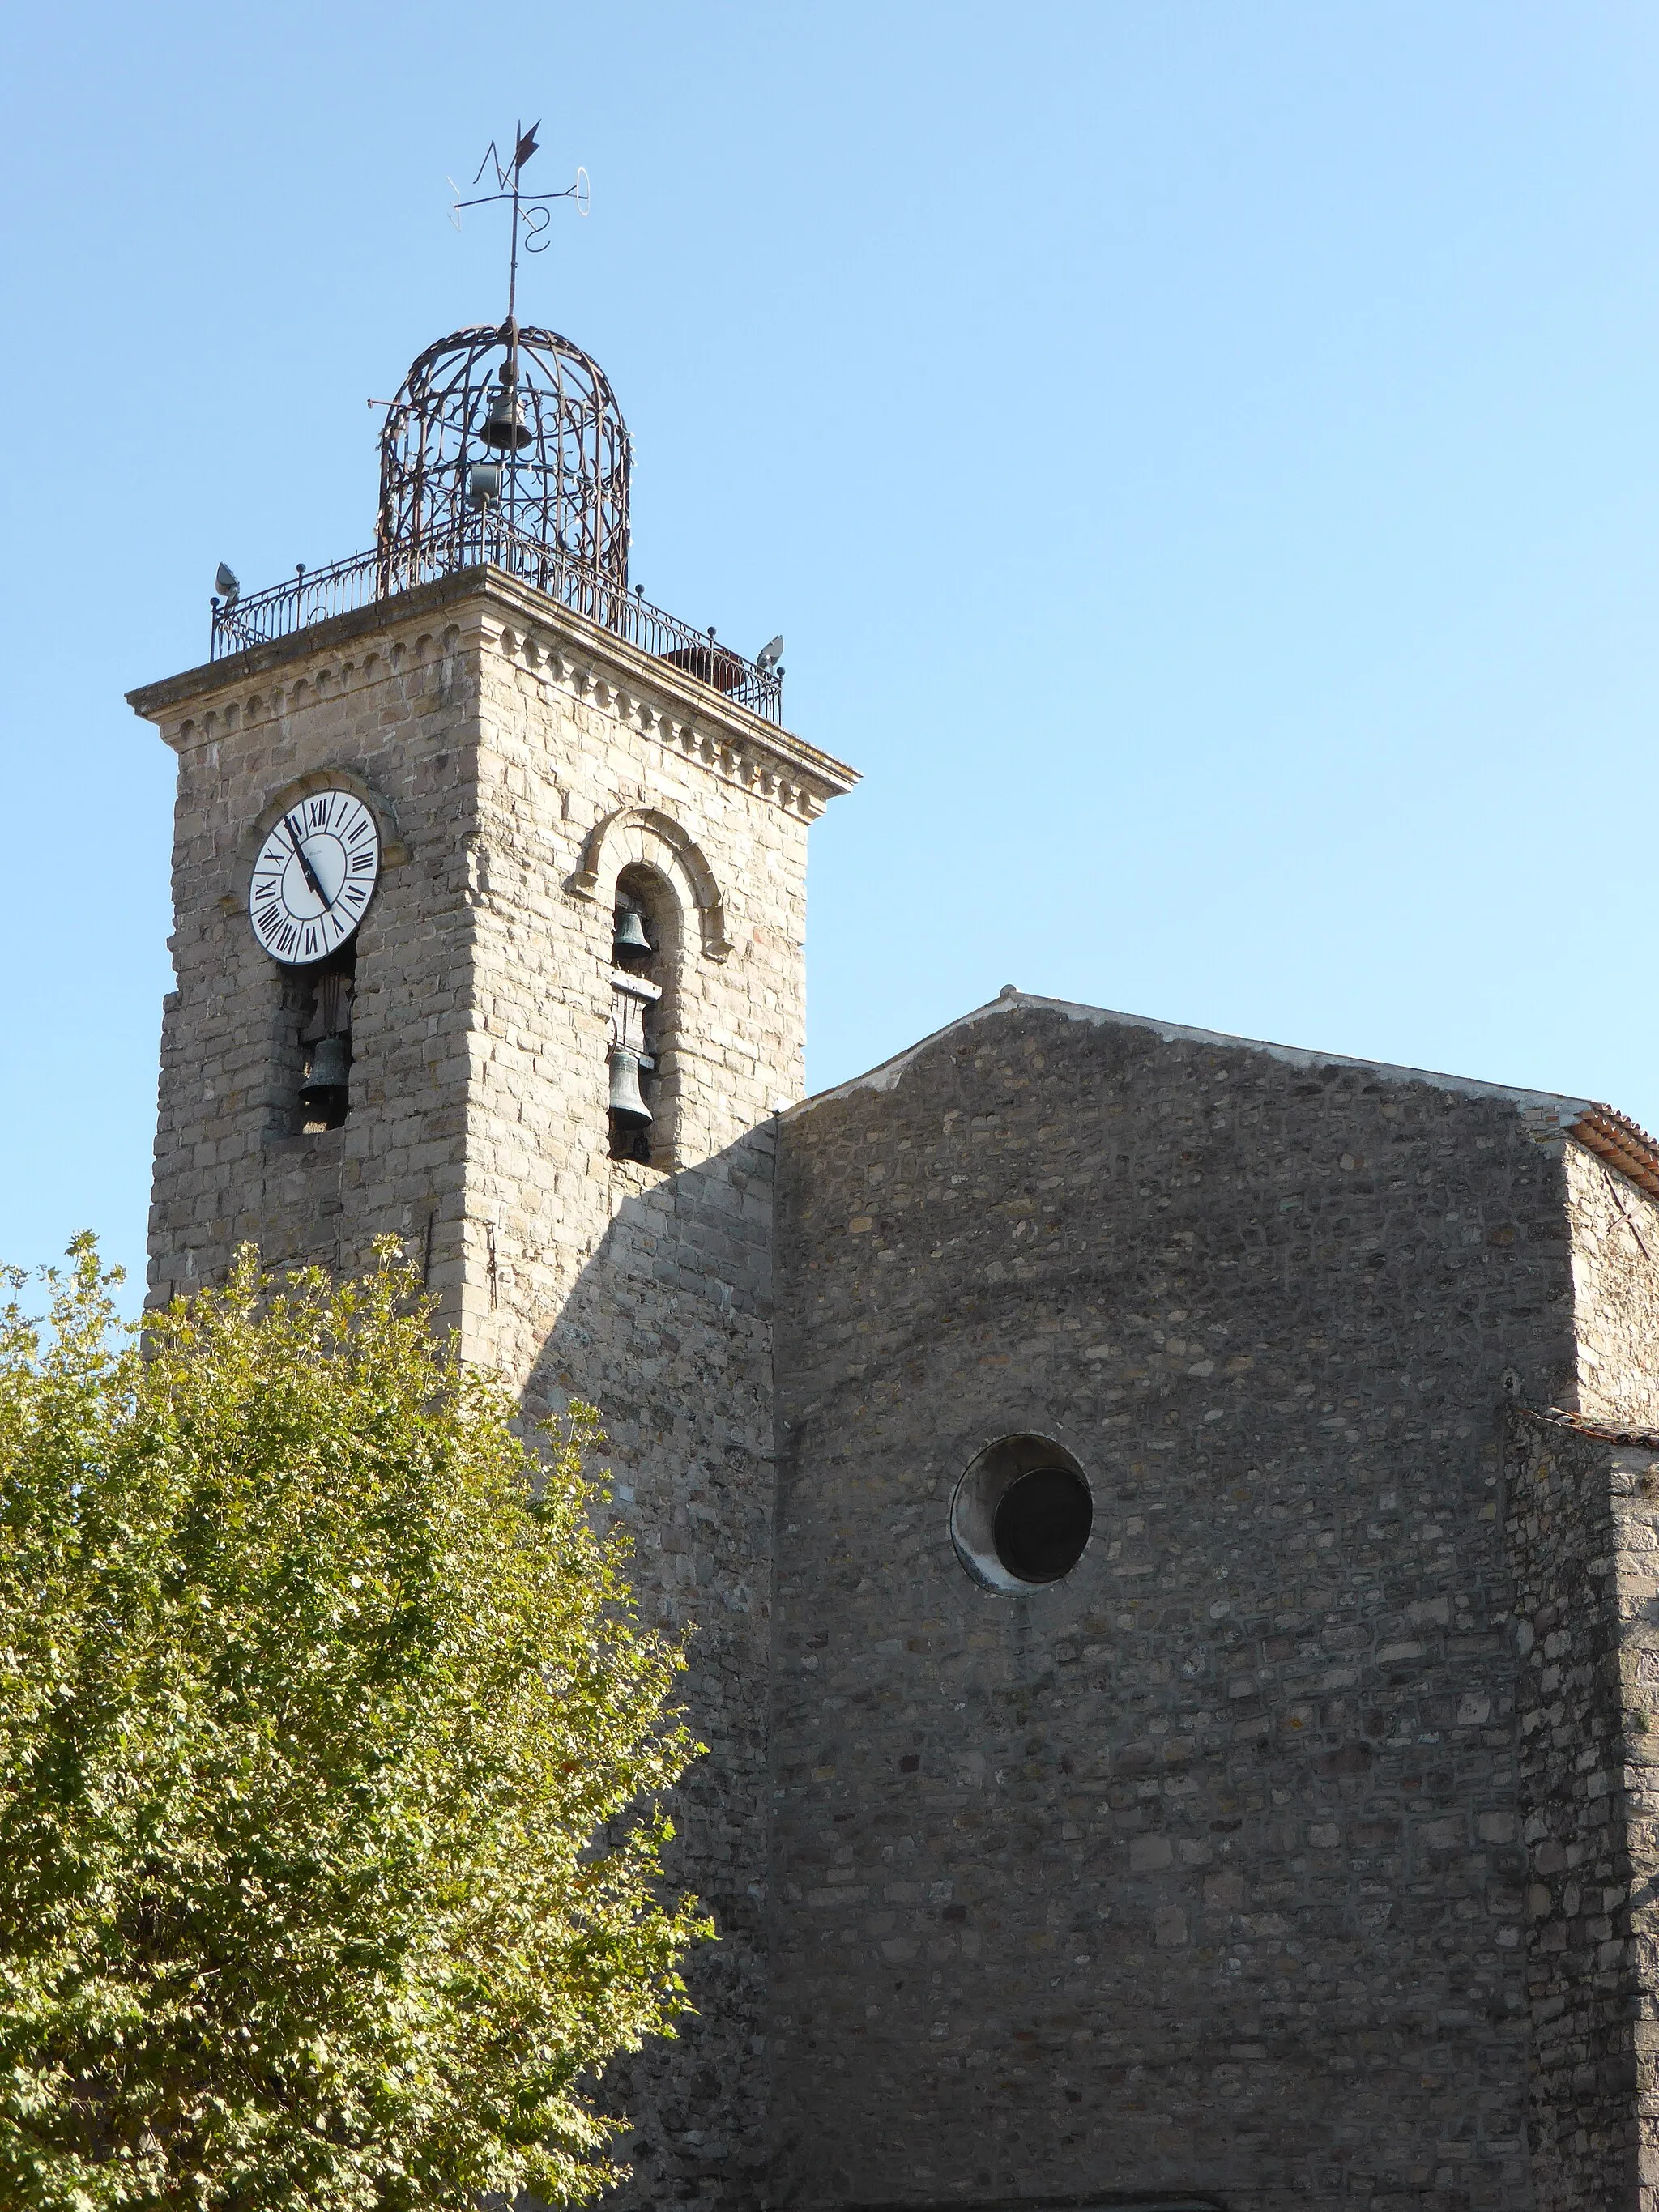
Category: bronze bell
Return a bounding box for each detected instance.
[608,1048,651,1127]
[301,1034,351,1116]
[612,906,652,960]
[482,381,531,452]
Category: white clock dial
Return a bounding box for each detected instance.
[248,788,381,965]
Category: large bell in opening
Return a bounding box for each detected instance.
[612,906,653,961]
[300,1034,351,1124]
[608,1049,651,1128]
[377,318,632,602]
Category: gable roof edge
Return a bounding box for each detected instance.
[789,995,1659,1208]
[791,988,1595,1123]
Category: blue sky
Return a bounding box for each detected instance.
[4,2,1658,1303]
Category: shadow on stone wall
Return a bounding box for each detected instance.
[517,1128,780,2212]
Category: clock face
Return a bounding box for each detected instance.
[248,788,381,965]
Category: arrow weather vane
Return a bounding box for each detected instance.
[450,122,590,330]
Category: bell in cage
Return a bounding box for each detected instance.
[482,374,531,453]
[467,462,502,510]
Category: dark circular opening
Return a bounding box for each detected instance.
[992,1467,1093,1583]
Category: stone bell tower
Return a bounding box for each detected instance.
[127,313,856,2209]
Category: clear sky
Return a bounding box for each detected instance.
[4,2,1657,1306]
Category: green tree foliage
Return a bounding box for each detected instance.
[0,1238,707,2210]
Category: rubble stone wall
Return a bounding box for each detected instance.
[1503,1417,1659,2212]
[1566,1144,1659,1432]
[769,998,1586,2212]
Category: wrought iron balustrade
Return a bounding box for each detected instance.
[210,517,783,722]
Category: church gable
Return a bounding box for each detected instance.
[767,995,1643,2209]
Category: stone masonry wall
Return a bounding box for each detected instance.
[1503,1416,1659,2212]
[130,569,855,2212]
[443,589,847,2212]
[1566,1145,1659,1432]
[137,588,487,1312]
[769,995,1589,2212]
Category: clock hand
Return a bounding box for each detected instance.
[283,813,333,910]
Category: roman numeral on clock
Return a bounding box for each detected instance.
[247,786,380,964]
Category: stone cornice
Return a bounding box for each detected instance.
[126,564,859,817]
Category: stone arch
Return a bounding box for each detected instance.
[569,805,731,961]
[237,765,407,882]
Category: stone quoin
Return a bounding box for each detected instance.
[128,314,1659,2212]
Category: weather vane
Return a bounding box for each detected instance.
[450,122,590,330]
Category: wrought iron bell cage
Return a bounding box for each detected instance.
[211,313,783,720]
[377,318,632,596]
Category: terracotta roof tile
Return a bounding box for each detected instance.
[1570,1103,1659,1199]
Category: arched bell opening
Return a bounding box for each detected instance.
[607,863,680,1168]
[289,940,356,1133]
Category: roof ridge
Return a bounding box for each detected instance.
[792,1002,1659,1208]
[795,991,1598,1120]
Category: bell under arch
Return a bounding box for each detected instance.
[607,861,682,1168]
[571,804,731,961]
[376,320,631,602]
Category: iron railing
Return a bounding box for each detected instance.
[210,517,783,722]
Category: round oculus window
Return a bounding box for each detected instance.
[950,1434,1093,1592]
[992,1465,1094,1583]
